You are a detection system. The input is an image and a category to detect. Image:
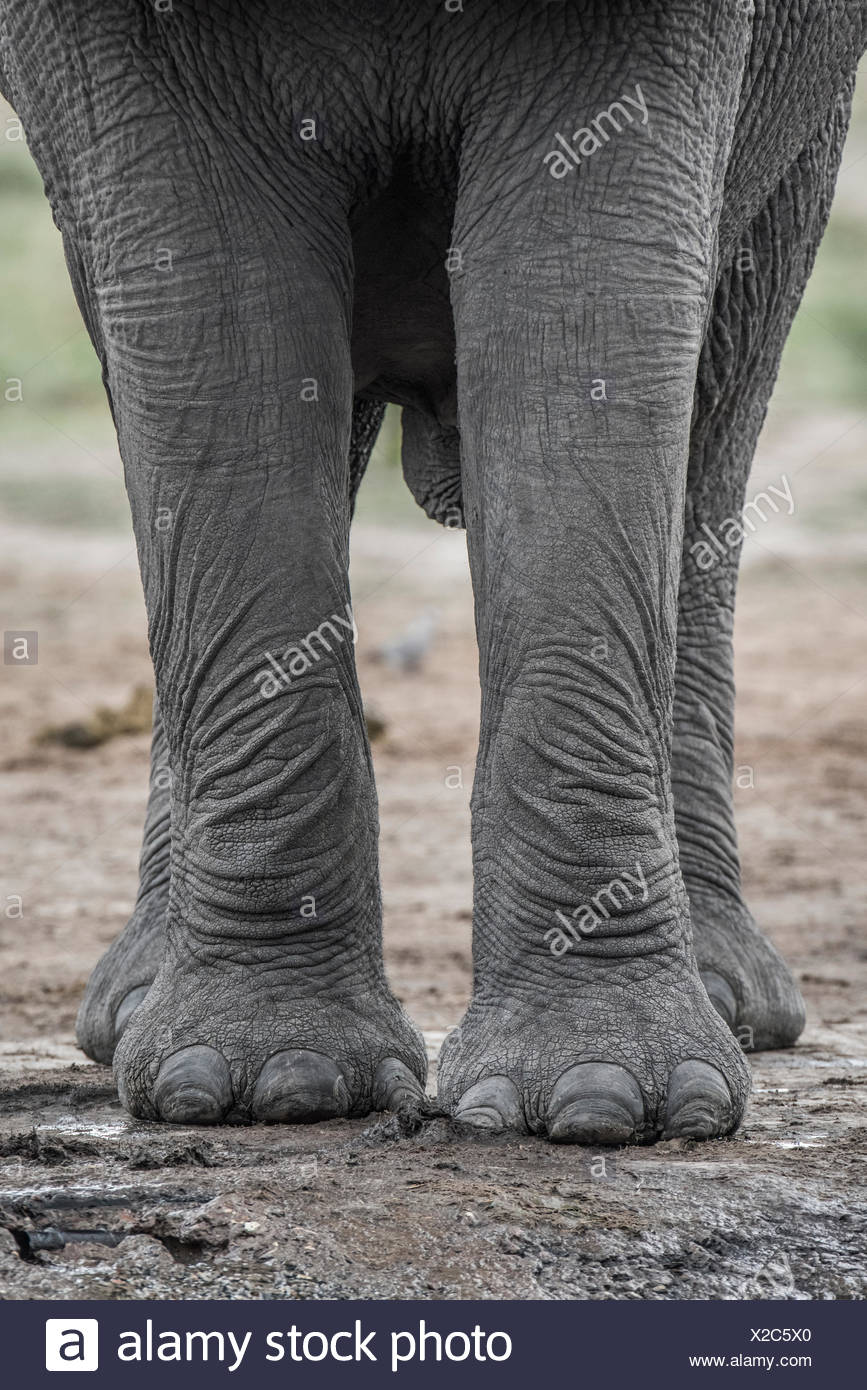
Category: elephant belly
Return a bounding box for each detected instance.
[349,162,462,525]
[350,163,457,422]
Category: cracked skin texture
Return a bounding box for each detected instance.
[0,0,863,1139]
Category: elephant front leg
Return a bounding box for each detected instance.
[76,396,391,1067]
[439,296,749,1142]
[94,237,426,1124]
[440,30,754,1143]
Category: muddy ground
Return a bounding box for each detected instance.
[0,416,866,1300]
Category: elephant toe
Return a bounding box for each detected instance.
[454,1076,527,1133]
[547,1062,645,1144]
[372,1057,426,1114]
[700,971,737,1028]
[663,1059,733,1139]
[152,1045,233,1125]
[114,984,150,1043]
[251,1049,349,1123]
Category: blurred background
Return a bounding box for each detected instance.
[0,76,865,1077]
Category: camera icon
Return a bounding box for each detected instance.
[45,1319,99,1372]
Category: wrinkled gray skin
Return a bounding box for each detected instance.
[1,1,863,1141]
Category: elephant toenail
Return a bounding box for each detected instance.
[663,1060,733,1139]
[372,1057,426,1114]
[700,971,738,1028]
[153,1045,233,1125]
[547,1062,645,1144]
[251,1049,349,1123]
[114,985,150,1041]
[454,1076,527,1133]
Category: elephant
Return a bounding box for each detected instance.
[1,0,863,1142]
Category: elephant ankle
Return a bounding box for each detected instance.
[161,904,386,995]
[685,878,754,936]
[469,838,693,989]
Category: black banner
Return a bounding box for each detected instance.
[4,1298,855,1387]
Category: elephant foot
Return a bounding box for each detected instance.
[437,954,751,1144]
[75,892,167,1064]
[113,957,427,1125]
[689,888,805,1052]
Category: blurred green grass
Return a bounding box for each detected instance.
[0,72,865,533]
[775,206,867,411]
[0,114,107,439]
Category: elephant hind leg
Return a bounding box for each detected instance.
[674,96,853,1052]
[400,406,463,527]
[76,699,170,1063]
[348,398,387,512]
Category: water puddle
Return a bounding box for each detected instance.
[772,1136,828,1149]
[35,1118,128,1141]
[771,1056,867,1069]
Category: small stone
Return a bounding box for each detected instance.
[113,1235,174,1278]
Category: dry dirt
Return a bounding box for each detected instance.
[1,440,866,1300]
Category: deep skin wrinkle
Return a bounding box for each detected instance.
[0,0,863,1139]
